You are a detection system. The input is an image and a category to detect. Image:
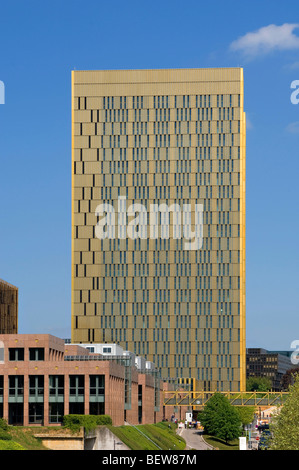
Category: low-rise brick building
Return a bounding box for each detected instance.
[0,334,177,427]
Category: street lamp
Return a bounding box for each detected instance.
[114,440,122,450]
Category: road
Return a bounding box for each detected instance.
[178,428,214,450]
[179,427,260,451]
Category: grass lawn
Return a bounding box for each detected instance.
[0,426,57,450]
[0,440,26,450]
[108,422,186,451]
[0,421,186,451]
[203,434,240,450]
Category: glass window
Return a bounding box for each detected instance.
[9,348,24,361]
[29,348,45,361]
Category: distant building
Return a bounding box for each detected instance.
[0,279,18,334]
[0,334,179,427]
[246,348,294,391]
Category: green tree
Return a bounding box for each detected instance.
[246,376,272,392]
[281,368,299,391]
[200,393,242,444]
[270,374,299,450]
[236,406,255,429]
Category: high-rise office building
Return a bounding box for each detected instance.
[247,348,293,391]
[71,68,246,391]
[0,279,18,334]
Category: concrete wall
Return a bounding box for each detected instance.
[34,426,129,451]
[85,426,129,450]
[34,428,84,450]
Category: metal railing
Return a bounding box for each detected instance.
[163,390,289,407]
[125,421,162,450]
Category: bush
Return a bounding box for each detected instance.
[0,418,8,431]
[0,419,11,440]
[0,430,12,441]
[63,415,112,434]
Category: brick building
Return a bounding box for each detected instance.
[0,334,180,427]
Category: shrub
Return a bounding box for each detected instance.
[0,430,12,441]
[0,418,9,431]
[63,414,112,434]
[0,419,10,440]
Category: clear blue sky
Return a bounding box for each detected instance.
[0,0,298,349]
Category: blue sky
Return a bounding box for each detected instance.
[0,0,298,350]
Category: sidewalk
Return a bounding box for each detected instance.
[178,427,214,450]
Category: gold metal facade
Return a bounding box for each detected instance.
[71,68,246,391]
[0,279,18,334]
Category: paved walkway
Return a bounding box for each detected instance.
[178,428,214,450]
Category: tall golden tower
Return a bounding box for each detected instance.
[71,68,246,391]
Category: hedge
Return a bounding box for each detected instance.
[63,414,112,434]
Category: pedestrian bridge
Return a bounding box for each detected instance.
[163,390,289,408]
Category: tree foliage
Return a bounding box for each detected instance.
[270,374,299,450]
[236,406,255,427]
[281,368,299,391]
[246,376,272,392]
[200,393,242,443]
